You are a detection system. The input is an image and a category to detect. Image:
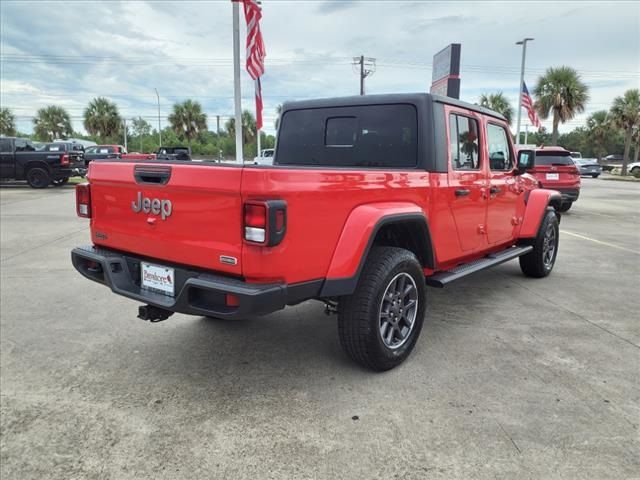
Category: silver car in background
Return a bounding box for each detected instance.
[573,158,602,178]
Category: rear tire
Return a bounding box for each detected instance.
[558,202,572,212]
[338,247,426,371]
[520,209,559,278]
[26,167,51,189]
[591,174,599,178]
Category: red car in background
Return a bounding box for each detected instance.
[530,147,581,212]
[84,145,156,165]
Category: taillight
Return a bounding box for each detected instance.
[61,153,69,166]
[76,183,91,218]
[243,200,286,246]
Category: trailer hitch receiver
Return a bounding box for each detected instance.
[138,305,174,322]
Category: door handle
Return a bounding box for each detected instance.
[455,189,470,197]
[489,186,501,194]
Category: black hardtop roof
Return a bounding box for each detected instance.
[282,92,507,122]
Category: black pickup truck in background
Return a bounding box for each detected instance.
[0,137,86,188]
[155,146,191,161]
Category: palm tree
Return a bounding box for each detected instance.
[533,66,589,146]
[83,97,122,143]
[168,100,207,147]
[585,110,610,162]
[274,104,283,130]
[0,108,17,136]
[33,106,73,141]
[609,89,640,175]
[225,110,256,145]
[478,93,513,125]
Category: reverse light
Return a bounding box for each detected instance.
[76,183,91,218]
[243,200,287,246]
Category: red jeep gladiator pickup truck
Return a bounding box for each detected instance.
[72,93,561,371]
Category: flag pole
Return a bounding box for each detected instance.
[232,1,243,163]
[256,81,261,160]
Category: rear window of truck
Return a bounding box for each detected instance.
[535,152,574,166]
[276,104,418,168]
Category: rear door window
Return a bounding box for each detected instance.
[14,139,35,152]
[449,114,480,170]
[277,104,418,168]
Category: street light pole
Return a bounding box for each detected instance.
[154,88,162,148]
[515,38,534,145]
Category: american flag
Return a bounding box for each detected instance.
[241,0,265,130]
[521,81,540,128]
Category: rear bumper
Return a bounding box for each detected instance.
[71,246,321,319]
[555,188,580,203]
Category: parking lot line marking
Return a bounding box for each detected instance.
[560,230,640,255]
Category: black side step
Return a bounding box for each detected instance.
[425,246,533,288]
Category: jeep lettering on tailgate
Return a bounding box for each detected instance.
[131,192,172,219]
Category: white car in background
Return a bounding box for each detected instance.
[253,148,275,165]
[626,161,640,175]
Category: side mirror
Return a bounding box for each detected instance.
[516,149,535,175]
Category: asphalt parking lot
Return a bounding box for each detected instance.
[1,178,638,479]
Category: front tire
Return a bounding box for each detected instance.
[26,167,51,188]
[338,247,426,371]
[520,209,559,278]
[558,202,572,212]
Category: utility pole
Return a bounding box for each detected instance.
[154,88,162,148]
[515,38,534,145]
[123,118,127,151]
[216,115,220,135]
[352,55,376,95]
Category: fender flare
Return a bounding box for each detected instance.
[519,188,562,238]
[21,160,52,179]
[320,202,433,297]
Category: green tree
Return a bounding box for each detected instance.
[84,97,122,143]
[533,66,589,146]
[0,107,17,136]
[478,92,514,125]
[33,105,73,141]
[274,104,283,130]
[131,116,152,152]
[168,100,208,147]
[585,110,610,161]
[609,89,640,175]
[525,126,552,147]
[225,110,257,146]
[632,128,640,164]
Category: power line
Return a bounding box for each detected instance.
[2,54,638,78]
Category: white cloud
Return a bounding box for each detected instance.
[1,0,638,136]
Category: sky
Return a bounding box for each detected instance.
[1,0,639,138]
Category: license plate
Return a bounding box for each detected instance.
[141,262,175,297]
[546,173,559,180]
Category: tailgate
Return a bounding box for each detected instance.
[88,161,243,275]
